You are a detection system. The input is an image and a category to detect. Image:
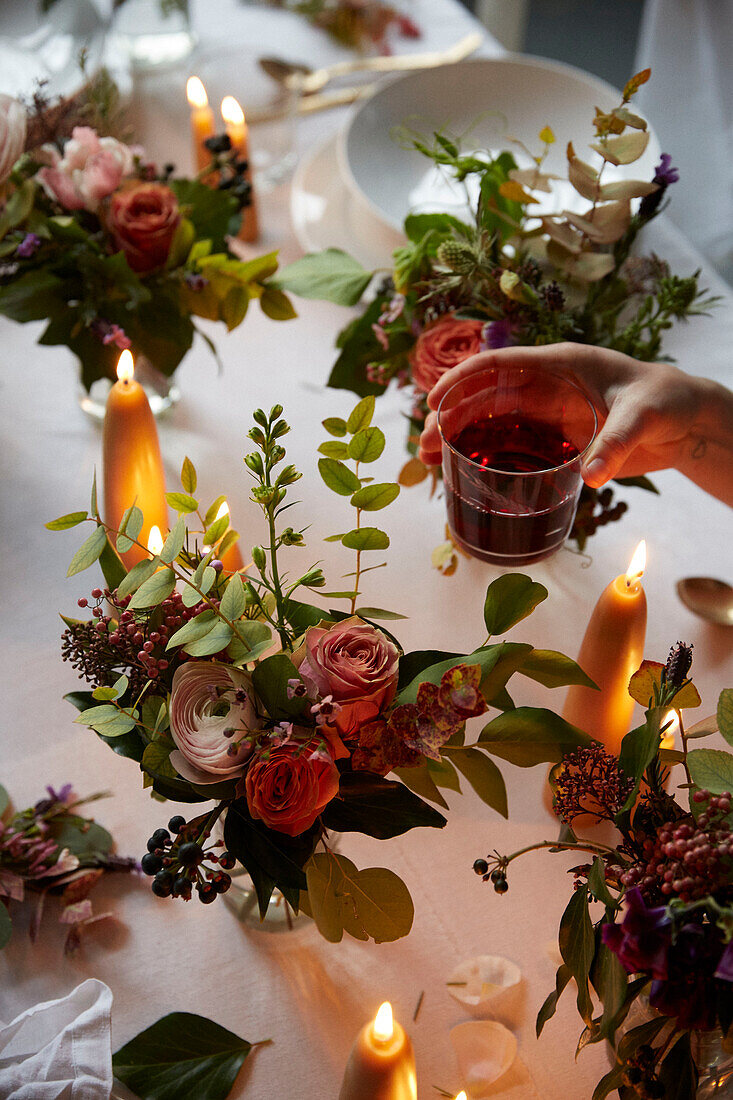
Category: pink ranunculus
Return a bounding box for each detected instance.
[37,126,133,212]
[245,730,340,836]
[297,617,400,740]
[410,316,485,393]
[169,662,261,784]
[0,95,26,187]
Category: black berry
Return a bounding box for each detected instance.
[179,841,203,866]
[168,815,186,834]
[141,852,163,876]
[473,859,489,876]
[152,871,173,897]
[197,882,217,904]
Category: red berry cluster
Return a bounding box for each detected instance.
[622,791,733,903]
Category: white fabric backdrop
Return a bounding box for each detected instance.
[1,2,732,1097]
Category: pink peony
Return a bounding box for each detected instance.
[37,126,133,213]
[297,617,400,740]
[410,316,485,393]
[169,662,261,784]
[0,95,26,187]
[245,730,340,836]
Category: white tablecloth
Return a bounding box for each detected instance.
[1,2,732,1097]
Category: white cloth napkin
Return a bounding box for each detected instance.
[0,979,113,1100]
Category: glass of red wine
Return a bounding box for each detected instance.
[437,365,597,566]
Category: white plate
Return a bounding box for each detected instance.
[339,54,662,232]
[0,0,106,100]
[290,132,403,269]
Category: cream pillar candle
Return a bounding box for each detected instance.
[221,94,259,243]
[339,1002,417,1100]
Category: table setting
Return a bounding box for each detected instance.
[1,0,732,1097]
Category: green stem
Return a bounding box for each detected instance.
[503,838,618,865]
[350,460,361,616]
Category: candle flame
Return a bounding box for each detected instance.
[216,500,230,522]
[661,709,680,747]
[186,75,208,109]
[221,95,245,127]
[625,539,646,587]
[454,1093,468,1100]
[147,525,164,557]
[373,1002,393,1042]
[116,349,134,384]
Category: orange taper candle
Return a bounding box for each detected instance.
[211,500,244,574]
[339,1002,417,1100]
[221,95,259,243]
[187,76,215,174]
[103,351,169,570]
[563,540,648,754]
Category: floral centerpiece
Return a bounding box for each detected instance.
[274,69,717,553]
[270,0,420,52]
[475,643,733,1096]
[51,398,595,942]
[0,96,295,396]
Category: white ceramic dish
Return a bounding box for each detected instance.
[0,0,106,100]
[290,132,403,269]
[339,54,662,232]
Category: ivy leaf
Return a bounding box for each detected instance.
[341,527,389,551]
[270,248,372,306]
[559,885,594,1025]
[129,568,176,609]
[483,574,548,636]
[346,395,375,434]
[45,510,88,531]
[0,900,11,950]
[318,458,361,496]
[320,772,446,838]
[479,708,590,766]
[67,525,107,577]
[518,649,598,691]
[112,1012,257,1100]
[348,426,385,463]
[181,456,197,495]
[350,483,400,511]
[442,747,508,817]
[304,852,414,944]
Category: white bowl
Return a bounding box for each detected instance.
[339,54,661,232]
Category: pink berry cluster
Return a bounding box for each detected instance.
[622,790,733,903]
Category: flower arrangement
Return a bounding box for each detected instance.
[274,69,717,554]
[0,782,135,954]
[0,99,295,391]
[474,643,733,1096]
[269,0,420,52]
[51,398,595,943]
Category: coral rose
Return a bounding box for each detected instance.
[109,182,180,273]
[410,316,485,393]
[0,95,26,187]
[169,662,260,784]
[245,731,339,836]
[297,617,399,740]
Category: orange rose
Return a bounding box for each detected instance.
[410,316,485,393]
[245,732,339,836]
[109,182,180,273]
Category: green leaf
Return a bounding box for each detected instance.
[99,537,126,591]
[614,475,660,494]
[117,557,157,600]
[348,426,385,463]
[204,515,229,545]
[204,497,227,528]
[617,710,663,814]
[166,609,217,650]
[271,248,372,306]
[0,784,9,818]
[587,856,617,908]
[224,798,318,916]
[170,178,239,252]
[393,760,449,809]
[397,650,461,691]
[322,417,347,437]
[559,885,594,1025]
[220,574,246,621]
[75,704,137,738]
[0,899,11,950]
[320,772,446,838]
[404,211,473,242]
[318,457,361,496]
[160,517,186,564]
[221,285,249,330]
[318,440,349,459]
[536,963,572,1037]
[129,568,176,609]
[354,607,407,621]
[479,707,590,766]
[227,621,273,665]
[184,621,233,658]
[112,1012,255,1100]
[350,483,400,511]
[65,691,144,761]
[142,741,177,783]
[116,505,144,554]
[590,939,628,1044]
[165,492,199,515]
[427,756,461,792]
[397,643,529,706]
[341,527,390,551]
[718,688,733,747]
[181,456,197,495]
[328,297,398,399]
[518,649,598,691]
[688,748,733,794]
[259,285,297,320]
[346,395,375,434]
[45,510,88,531]
[251,654,307,722]
[658,1033,698,1100]
[483,574,548,636]
[0,270,64,322]
[305,852,414,944]
[66,524,108,577]
[442,747,508,817]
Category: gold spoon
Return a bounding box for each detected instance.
[259,30,483,96]
[677,577,733,626]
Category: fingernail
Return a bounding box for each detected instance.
[583,457,607,485]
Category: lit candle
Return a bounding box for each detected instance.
[660,709,679,752]
[186,76,215,174]
[211,501,244,574]
[103,351,168,571]
[220,95,259,243]
[563,540,648,754]
[147,525,164,561]
[339,1002,417,1100]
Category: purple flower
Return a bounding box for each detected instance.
[601,888,671,979]
[481,318,514,350]
[185,273,208,291]
[371,322,390,352]
[91,318,131,350]
[15,233,41,259]
[654,153,679,186]
[649,922,720,1030]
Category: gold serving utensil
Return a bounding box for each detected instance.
[677,577,733,626]
[259,30,483,96]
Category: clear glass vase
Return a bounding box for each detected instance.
[223,869,310,934]
[111,0,196,71]
[693,1031,733,1098]
[77,355,181,422]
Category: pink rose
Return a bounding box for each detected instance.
[410,316,485,393]
[0,95,26,187]
[37,126,133,212]
[108,182,180,273]
[169,662,260,784]
[297,617,400,740]
[245,730,340,836]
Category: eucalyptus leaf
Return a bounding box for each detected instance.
[305,852,414,944]
[112,1012,257,1100]
[166,610,217,650]
[184,621,233,657]
[67,525,107,577]
[483,574,548,636]
[160,517,186,564]
[129,568,176,609]
[116,505,144,554]
[45,510,88,531]
[350,482,400,511]
[219,574,245,621]
[117,557,157,600]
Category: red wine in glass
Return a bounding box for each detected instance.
[444,414,582,565]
